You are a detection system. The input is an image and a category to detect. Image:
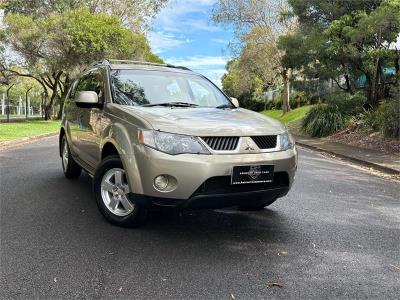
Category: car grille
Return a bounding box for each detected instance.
[201,136,239,151]
[251,135,277,149]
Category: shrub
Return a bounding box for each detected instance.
[290,91,309,108]
[323,92,367,116]
[302,104,346,137]
[359,97,400,138]
[359,109,380,131]
[376,98,400,138]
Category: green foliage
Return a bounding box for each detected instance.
[282,0,400,105]
[323,92,367,116]
[302,104,346,137]
[359,109,381,131]
[290,90,309,108]
[375,98,400,138]
[1,7,162,118]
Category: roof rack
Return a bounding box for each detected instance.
[90,59,191,71]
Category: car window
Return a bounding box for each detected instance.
[110,69,231,107]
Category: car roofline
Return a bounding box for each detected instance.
[89,59,192,72]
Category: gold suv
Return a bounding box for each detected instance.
[59,60,297,227]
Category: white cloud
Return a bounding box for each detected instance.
[211,38,229,44]
[166,55,229,87]
[148,31,188,54]
[166,55,229,69]
[152,0,220,33]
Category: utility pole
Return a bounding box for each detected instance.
[25,87,33,120]
[6,84,14,123]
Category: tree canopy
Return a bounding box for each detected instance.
[0,0,165,119]
[281,0,400,106]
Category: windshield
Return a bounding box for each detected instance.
[110,69,232,107]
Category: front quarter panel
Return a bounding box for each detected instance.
[100,103,153,194]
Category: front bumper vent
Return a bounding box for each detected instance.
[201,136,239,151]
[251,135,277,149]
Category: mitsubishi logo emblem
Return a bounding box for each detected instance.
[244,142,254,151]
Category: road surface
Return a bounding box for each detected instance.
[0,136,399,299]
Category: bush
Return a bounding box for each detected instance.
[290,91,309,108]
[323,92,367,116]
[359,109,380,131]
[376,98,400,138]
[302,104,346,137]
[359,97,400,138]
[239,96,265,112]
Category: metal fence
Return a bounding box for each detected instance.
[0,93,44,120]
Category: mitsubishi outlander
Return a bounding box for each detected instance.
[59,59,297,227]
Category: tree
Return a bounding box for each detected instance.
[213,0,296,114]
[281,0,400,106]
[1,0,168,30]
[1,8,162,119]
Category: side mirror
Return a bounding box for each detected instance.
[230,97,239,108]
[75,91,99,107]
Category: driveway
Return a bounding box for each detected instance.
[0,137,399,299]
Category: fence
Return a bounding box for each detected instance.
[0,93,46,120]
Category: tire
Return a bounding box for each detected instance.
[238,196,278,211]
[94,155,148,228]
[61,135,82,179]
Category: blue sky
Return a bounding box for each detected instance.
[148,0,235,86]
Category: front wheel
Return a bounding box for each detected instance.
[94,155,148,227]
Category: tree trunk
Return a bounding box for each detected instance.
[57,77,70,119]
[370,57,381,107]
[281,69,291,114]
[344,74,353,94]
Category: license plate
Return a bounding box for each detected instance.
[231,165,274,185]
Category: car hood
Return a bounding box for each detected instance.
[119,106,285,136]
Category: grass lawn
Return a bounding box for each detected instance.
[0,120,60,142]
[261,105,313,125]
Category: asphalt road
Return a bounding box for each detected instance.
[1,137,399,299]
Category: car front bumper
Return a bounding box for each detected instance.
[121,145,297,207]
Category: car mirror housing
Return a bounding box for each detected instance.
[230,97,239,107]
[75,91,99,107]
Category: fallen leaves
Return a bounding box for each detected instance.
[267,282,283,288]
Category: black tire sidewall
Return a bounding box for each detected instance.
[94,155,147,228]
[61,136,81,178]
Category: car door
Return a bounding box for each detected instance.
[70,70,105,169]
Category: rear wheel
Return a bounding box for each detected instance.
[239,196,278,211]
[61,135,81,179]
[94,155,148,227]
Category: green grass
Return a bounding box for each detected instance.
[261,105,313,125]
[0,120,60,142]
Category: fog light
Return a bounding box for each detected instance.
[154,175,169,190]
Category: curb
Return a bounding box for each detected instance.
[296,140,400,175]
[0,132,58,151]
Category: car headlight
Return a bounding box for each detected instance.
[138,129,210,155]
[279,130,295,150]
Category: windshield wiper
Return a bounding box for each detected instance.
[215,104,234,109]
[141,102,200,107]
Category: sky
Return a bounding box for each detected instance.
[148,0,235,86]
